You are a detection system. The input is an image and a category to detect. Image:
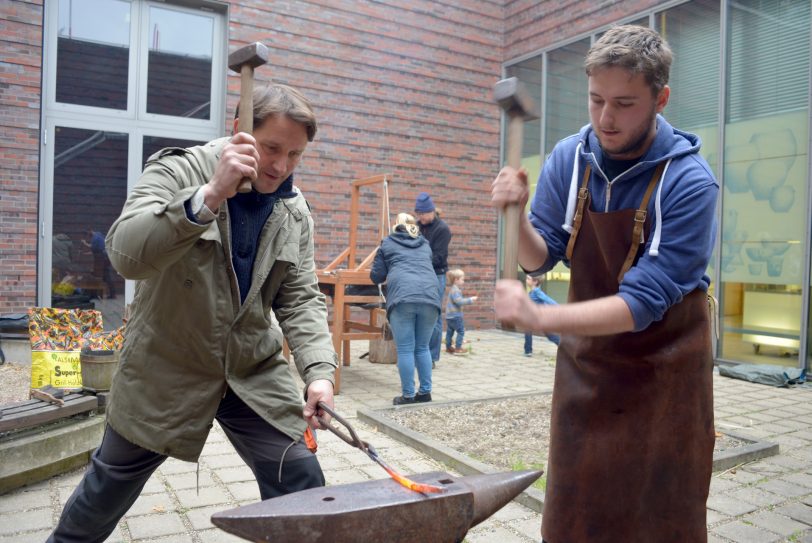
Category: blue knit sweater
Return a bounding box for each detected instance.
[228,177,297,303]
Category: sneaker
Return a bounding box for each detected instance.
[524,352,533,357]
[445,347,455,354]
[393,395,416,406]
[414,392,432,403]
[432,360,438,369]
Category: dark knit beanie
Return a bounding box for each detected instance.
[414,192,435,213]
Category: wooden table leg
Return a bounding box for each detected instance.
[342,303,351,367]
[331,285,344,394]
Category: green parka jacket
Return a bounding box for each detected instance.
[105,137,337,462]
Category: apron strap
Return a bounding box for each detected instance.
[565,164,592,261]
[616,161,666,283]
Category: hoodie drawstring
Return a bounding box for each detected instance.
[648,158,671,257]
[563,145,670,262]
[562,142,582,233]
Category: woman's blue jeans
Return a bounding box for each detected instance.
[388,303,439,398]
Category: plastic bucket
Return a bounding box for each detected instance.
[80,350,120,391]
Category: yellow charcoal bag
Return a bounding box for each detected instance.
[31,350,83,388]
[28,307,103,389]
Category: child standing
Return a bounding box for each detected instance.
[524,274,560,356]
[445,269,477,354]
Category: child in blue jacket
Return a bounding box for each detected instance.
[524,274,560,356]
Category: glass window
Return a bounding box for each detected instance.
[52,126,129,330]
[43,1,226,314]
[146,5,214,119]
[657,0,720,139]
[142,135,206,168]
[56,0,131,109]
[538,39,591,296]
[719,0,810,366]
[505,55,543,218]
[505,56,542,162]
[500,57,542,279]
[809,247,812,372]
[545,38,589,155]
[656,0,722,345]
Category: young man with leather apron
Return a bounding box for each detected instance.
[491,25,717,542]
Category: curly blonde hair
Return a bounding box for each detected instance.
[393,212,420,238]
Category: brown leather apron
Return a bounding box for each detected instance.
[541,164,714,543]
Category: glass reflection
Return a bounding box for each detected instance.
[719,0,809,367]
[146,6,213,119]
[545,39,589,154]
[56,0,130,109]
[142,136,206,169]
[52,126,128,331]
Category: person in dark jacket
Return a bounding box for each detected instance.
[371,213,442,405]
[414,192,452,365]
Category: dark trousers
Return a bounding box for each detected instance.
[47,389,324,543]
[429,273,446,362]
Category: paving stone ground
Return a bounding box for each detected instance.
[0,329,811,542]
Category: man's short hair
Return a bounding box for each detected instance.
[235,83,318,142]
[584,25,672,96]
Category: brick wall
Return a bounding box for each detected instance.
[0,0,42,312]
[1,0,668,328]
[503,0,662,61]
[225,0,505,328]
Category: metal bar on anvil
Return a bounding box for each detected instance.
[212,469,542,543]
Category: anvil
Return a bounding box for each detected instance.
[212,469,542,542]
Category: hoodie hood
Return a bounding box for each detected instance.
[562,115,702,257]
[578,114,701,169]
[389,230,427,249]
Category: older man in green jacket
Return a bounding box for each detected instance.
[48,84,338,543]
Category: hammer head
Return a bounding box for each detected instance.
[493,77,539,121]
[228,42,270,73]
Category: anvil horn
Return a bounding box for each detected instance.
[211,469,542,543]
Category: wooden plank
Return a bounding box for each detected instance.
[0,393,84,416]
[0,394,98,433]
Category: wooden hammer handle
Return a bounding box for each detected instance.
[236,64,255,193]
[500,115,524,331]
[502,115,523,281]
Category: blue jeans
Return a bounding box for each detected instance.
[429,273,446,362]
[388,302,438,398]
[524,332,561,354]
[446,315,465,350]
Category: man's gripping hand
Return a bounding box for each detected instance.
[490,166,530,210]
[303,379,334,430]
[200,132,260,209]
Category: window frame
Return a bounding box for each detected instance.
[39,0,227,307]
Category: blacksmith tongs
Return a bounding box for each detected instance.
[316,402,444,494]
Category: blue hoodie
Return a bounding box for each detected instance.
[529,115,718,332]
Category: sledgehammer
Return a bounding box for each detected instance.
[493,77,539,330]
[229,42,270,193]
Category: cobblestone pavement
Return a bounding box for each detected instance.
[1,329,811,542]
